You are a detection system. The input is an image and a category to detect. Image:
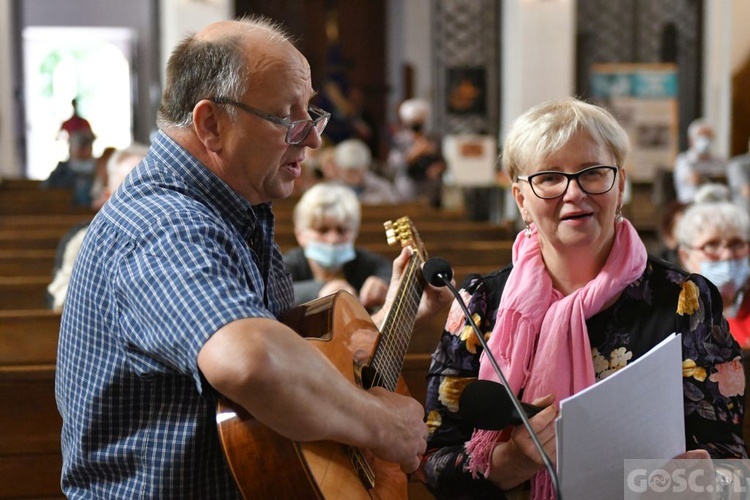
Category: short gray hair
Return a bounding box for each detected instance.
[157,16,292,129]
[676,201,750,247]
[293,183,361,235]
[687,118,712,140]
[334,139,372,171]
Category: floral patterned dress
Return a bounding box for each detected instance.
[416,256,747,499]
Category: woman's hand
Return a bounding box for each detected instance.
[488,394,558,490]
[359,276,389,310]
[318,278,356,298]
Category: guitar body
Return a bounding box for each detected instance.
[217,291,410,499]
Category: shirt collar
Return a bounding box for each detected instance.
[150,130,274,237]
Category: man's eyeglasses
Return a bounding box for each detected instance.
[682,238,750,260]
[210,98,330,145]
[516,165,618,200]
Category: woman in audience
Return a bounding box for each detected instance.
[655,200,687,266]
[283,182,393,310]
[677,200,750,348]
[415,97,746,499]
[387,98,446,208]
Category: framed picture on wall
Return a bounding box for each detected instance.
[446,67,486,116]
[590,63,679,182]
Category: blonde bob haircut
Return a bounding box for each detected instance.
[292,182,361,236]
[502,97,630,182]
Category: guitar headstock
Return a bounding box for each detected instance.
[383,216,428,263]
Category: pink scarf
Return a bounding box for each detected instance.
[465,219,647,498]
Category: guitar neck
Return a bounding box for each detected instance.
[369,251,425,391]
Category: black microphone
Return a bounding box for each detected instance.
[422,257,562,500]
[422,257,455,287]
[459,379,542,430]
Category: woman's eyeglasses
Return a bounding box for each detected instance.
[682,238,750,260]
[210,98,330,145]
[516,165,618,200]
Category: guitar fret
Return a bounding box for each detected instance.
[371,248,424,391]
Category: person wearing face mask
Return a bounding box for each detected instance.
[42,129,98,206]
[673,119,727,204]
[387,98,446,207]
[677,200,750,348]
[283,182,393,309]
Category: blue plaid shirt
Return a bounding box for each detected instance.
[56,131,294,498]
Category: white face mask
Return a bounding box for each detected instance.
[694,136,712,155]
[303,241,356,270]
[699,257,750,295]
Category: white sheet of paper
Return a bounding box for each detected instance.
[556,333,685,500]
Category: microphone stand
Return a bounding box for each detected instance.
[437,273,562,499]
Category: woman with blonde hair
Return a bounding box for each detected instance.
[283,182,392,309]
[416,97,746,498]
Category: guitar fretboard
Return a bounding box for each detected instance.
[369,251,424,391]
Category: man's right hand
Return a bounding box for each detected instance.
[366,386,428,474]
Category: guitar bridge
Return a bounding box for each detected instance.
[348,446,376,490]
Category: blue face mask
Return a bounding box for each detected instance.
[699,257,750,293]
[304,241,356,270]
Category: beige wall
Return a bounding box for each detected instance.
[159,0,233,89]
[731,0,750,72]
[0,1,18,178]
[501,0,576,140]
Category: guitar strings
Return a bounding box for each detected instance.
[371,251,424,391]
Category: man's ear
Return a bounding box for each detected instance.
[192,100,224,152]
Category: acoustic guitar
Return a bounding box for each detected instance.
[216,216,428,499]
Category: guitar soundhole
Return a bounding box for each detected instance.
[360,365,378,390]
[347,446,376,490]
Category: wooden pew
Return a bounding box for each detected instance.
[0,227,72,251]
[0,188,96,216]
[0,214,93,229]
[0,277,50,309]
[0,310,61,365]
[0,310,63,498]
[0,178,43,190]
[0,249,56,277]
[0,364,64,499]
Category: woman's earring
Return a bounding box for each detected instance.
[616,206,623,224]
[524,221,532,238]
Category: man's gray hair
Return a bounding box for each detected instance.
[156,16,293,129]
